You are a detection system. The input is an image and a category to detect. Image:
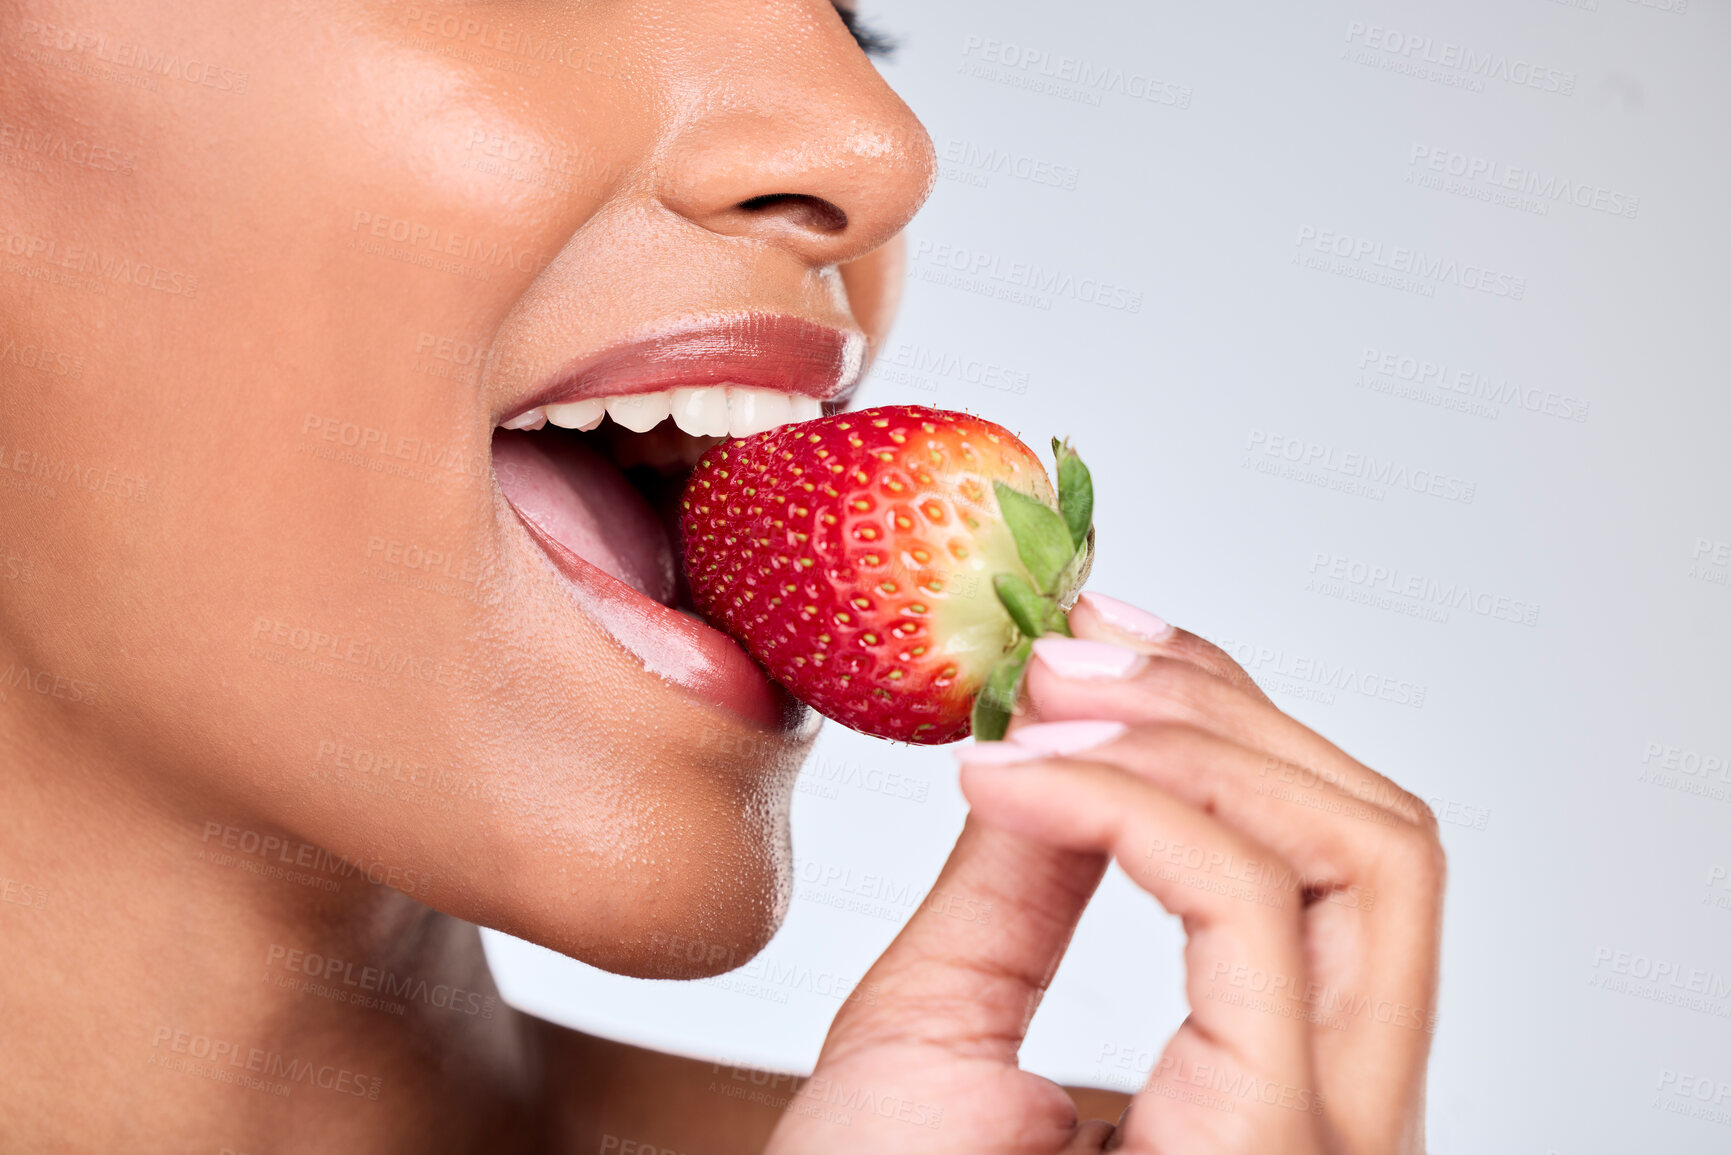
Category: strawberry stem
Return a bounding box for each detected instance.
[1053,437,1094,551]
[971,638,1032,742]
[970,439,1095,740]
[992,481,1074,591]
[992,573,1046,638]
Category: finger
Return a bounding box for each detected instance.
[1013,721,1444,1151]
[1024,635,1430,827]
[1069,591,1272,703]
[818,814,1108,1067]
[959,755,1318,1109]
[1032,722,1426,886]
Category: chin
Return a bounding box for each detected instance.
[505,807,796,982]
[440,710,807,981]
[614,823,796,982]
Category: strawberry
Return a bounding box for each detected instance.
[679,404,1095,744]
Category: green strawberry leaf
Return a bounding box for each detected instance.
[993,573,1046,638]
[994,481,1073,592]
[1052,437,1094,551]
[1060,525,1094,605]
[971,637,1033,742]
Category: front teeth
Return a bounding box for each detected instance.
[670,386,730,437]
[528,385,824,438]
[606,392,672,433]
[728,388,790,438]
[545,398,605,431]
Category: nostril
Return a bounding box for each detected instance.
[737,193,849,235]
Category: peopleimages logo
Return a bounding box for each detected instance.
[0,333,83,377]
[795,856,995,925]
[18,19,251,94]
[0,441,150,502]
[1407,146,1639,220]
[1295,226,1526,300]
[1588,947,1731,1017]
[878,341,1031,396]
[958,35,1193,110]
[1211,636,1428,710]
[0,119,136,173]
[349,210,552,278]
[1641,742,1731,782]
[265,945,498,1018]
[0,225,199,298]
[910,240,1144,313]
[1356,347,1589,423]
[1306,552,1541,627]
[938,138,1080,191]
[1654,1069,1731,1129]
[1243,429,1478,505]
[1688,537,1731,589]
[149,1026,383,1099]
[1342,22,1576,96]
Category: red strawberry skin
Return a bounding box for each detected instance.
[680,405,1055,744]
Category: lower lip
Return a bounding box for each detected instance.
[506,504,807,733]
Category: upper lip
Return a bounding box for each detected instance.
[504,313,866,423]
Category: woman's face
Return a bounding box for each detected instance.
[0,0,932,973]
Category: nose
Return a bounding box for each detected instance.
[653,1,936,268]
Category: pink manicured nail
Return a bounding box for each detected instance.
[1077,591,1173,642]
[954,741,1042,767]
[1032,636,1145,681]
[1009,720,1128,757]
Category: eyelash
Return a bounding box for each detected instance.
[835,6,896,58]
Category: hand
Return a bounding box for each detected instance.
[763,592,1444,1154]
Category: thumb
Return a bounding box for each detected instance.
[820,813,1107,1066]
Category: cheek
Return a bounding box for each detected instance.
[838,233,907,356]
[0,1,636,846]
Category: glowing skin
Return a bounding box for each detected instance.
[0,1,1441,1150]
[0,0,930,1147]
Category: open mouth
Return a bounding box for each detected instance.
[490,315,863,732]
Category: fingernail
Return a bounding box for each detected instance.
[954,741,1042,767]
[1077,591,1173,642]
[1032,636,1146,681]
[1009,720,1128,757]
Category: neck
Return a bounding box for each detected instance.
[0,706,545,1153]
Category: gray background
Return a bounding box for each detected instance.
[484,1,1731,1150]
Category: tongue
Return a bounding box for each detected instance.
[492,429,676,605]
